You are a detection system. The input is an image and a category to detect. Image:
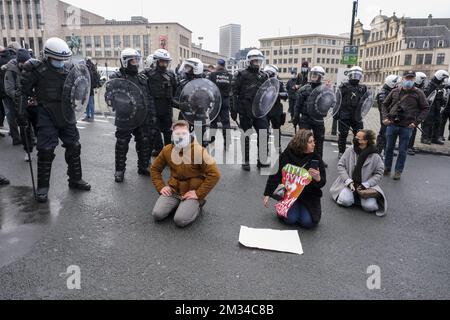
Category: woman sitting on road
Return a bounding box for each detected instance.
[263,129,327,229]
[330,129,388,217]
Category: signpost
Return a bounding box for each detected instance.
[342,45,359,65]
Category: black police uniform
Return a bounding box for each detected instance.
[207,67,232,146]
[337,81,367,154]
[439,86,450,140]
[143,65,177,152]
[422,78,446,144]
[21,59,91,202]
[376,84,394,154]
[232,66,270,168]
[267,79,287,154]
[109,68,157,181]
[294,82,326,158]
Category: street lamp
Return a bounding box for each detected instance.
[198,36,204,62]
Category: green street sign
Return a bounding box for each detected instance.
[343,45,358,65]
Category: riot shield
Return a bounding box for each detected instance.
[252,78,280,118]
[427,90,437,107]
[62,64,91,124]
[355,91,375,122]
[306,84,337,123]
[104,78,148,130]
[178,78,221,126]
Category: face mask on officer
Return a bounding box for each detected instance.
[49,59,65,69]
[172,128,191,149]
[348,72,362,85]
[126,57,140,74]
[402,77,415,90]
[309,72,322,83]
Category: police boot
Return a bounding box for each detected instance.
[115,137,129,183]
[136,137,151,176]
[65,143,91,191]
[36,150,55,203]
[242,136,250,171]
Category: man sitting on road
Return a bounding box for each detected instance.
[150,120,221,228]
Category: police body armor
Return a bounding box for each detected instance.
[339,82,367,121]
[146,68,177,116]
[25,59,75,128]
[425,80,446,110]
[376,85,393,111]
[236,68,268,117]
[209,70,232,97]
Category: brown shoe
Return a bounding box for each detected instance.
[393,172,401,180]
[384,169,391,176]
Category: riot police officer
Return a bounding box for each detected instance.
[173,58,208,144]
[293,66,328,161]
[287,72,302,122]
[20,37,91,203]
[408,72,427,155]
[231,49,270,171]
[208,59,232,148]
[108,48,157,183]
[439,78,450,141]
[336,66,368,158]
[376,75,400,155]
[422,70,449,145]
[264,65,287,155]
[144,49,177,155]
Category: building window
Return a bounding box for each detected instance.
[317,57,320,63]
[437,40,444,48]
[423,40,430,49]
[437,53,445,65]
[95,50,102,57]
[104,36,111,48]
[408,41,415,49]
[307,57,312,63]
[293,58,298,63]
[123,35,130,47]
[404,54,412,65]
[85,50,92,57]
[302,48,306,54]
[288,58,293,63]
[84,36,92,48]
[416,54,424,65]
[25,0,32,29]
[307,48,312,54]
[266,59,269,65]
[283,59,287,64]
[273,59,277,64]
[15,0,23,29]
[7,0,13,29]
[143,35,149,56]
[133,35,141,48]
[294,49,299,54]
[284,49,288,55]
[105,50,112,57]
[326,58,330,64]
[35,0,42,26]
[113,35,121,49]
[317,48,321,54]
[94,36,101,48]
[327,49,331,55]
[273,50,277,55]
[424,54,433,65]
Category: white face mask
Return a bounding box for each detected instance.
[172,132,191,149]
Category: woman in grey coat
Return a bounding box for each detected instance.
[330,129,388,216]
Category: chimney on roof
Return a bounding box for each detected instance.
[427,14,433,26]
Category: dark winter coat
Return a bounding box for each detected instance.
[264,147,327,224]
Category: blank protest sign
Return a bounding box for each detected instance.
[238,226,304,255]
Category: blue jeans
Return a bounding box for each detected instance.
[283,200,316,229]
[384,125,413,173]
[85,95,95,118]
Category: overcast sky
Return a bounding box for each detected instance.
[65,0,450,52]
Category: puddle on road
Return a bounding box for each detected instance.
[0,186,61,268]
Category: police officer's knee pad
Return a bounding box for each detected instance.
[64,142,81,156]
[37,149,56,161]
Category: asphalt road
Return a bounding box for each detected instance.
[0,118,449,300]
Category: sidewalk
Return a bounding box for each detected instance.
[280,103,450,156]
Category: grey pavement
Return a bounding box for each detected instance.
[0,117,449,300]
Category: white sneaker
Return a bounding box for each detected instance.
[375,211,386,218]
